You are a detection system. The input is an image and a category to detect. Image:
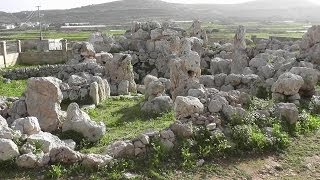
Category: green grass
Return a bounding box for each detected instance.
[203,21,307,42]
[0,78,26,97]
[0,29,126,41]
[73,96,175,153]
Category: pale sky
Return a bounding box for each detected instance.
[2,0,320,12]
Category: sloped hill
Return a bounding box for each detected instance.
[2,0,320,24]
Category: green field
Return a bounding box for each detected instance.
[0,29,126,41]
[0,21,309,42]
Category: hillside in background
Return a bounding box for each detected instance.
[1,0,320,24]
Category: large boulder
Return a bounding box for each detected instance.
[82,154,113,168]
[222,105,247,121]
[208,95,228,113]
[8,99,28,122]
[170,121,193,138]
[275,103,299,124]
[68,75,87,86]
[271,72,304,96]
[105,140,134,158]
[104,53,137,95]
[174,96,204,119]
[210,57,231,75]
[290,67,319,93]
[141,96,173,114]
[89,32,117,53]
[79,42,96,58]
[49,146,83,164]
[11,117,41,135]
[170,52,201,100]
[0,117,21,140]
[0,138,19,161]
[27,131,68,153]
[16,152,50,168]
[25,77,63,132]
[62,103,106,142]
[145,78,165,100]
[300,25,320,64]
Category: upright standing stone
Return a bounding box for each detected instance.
[104,53,137,95]
[170,51,202,100]
[25,77,63,132]
[231,25,248,74]
[90,82,100,105]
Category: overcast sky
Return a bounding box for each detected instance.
[2,0,320,12]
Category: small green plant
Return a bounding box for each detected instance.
[46,164,64,179]
[33,140,44,154]
[272,123,290,149]
[250,128,270,151]
[230,124,253,151]
[180,144,196,169]
[296,113,320,134]
[148,140,170,168]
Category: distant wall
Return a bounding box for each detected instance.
[19,51,71,65]
[21,39,63,52]
[269,36,301,42]
[6,53,19,66]
[0,53,19,68]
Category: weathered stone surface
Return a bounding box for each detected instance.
[62,103,106,142]
[16,152,50,168]
[206,123,217,131]
[170,52,201,100]
[118,80,129,95]
[104,53,137,95]
[92,76,109,101]
[11,117,41,135]
[0,125,20,140]
[170,121,193,138]
[0,115,7,128]
[79,42,96,58]
[68,75,87,86]
[222,105,247,121]
[49,146,83,164]
[208,95,228,113]
[200,75,215,88]
[310,96,320,114]
[89,32,116,53]
[27,131,67,153]
[8,99,28,122]
[275,103,299,124]
[271,72,304,96]
[210,57,231,75]
[174,96,204,119]
[105,141,135,158]
[82,154,113,168]
[225,74,243,87]
[0,138,19,161]
[215,73,227,87]
[190,20,208,46]
[145,79,165,100]
[25,77,63,132]
[231,25,248,74]
[300,25,320,64]
[89,82,100,105]
[290,67,319,92]
[141,96,173,114]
